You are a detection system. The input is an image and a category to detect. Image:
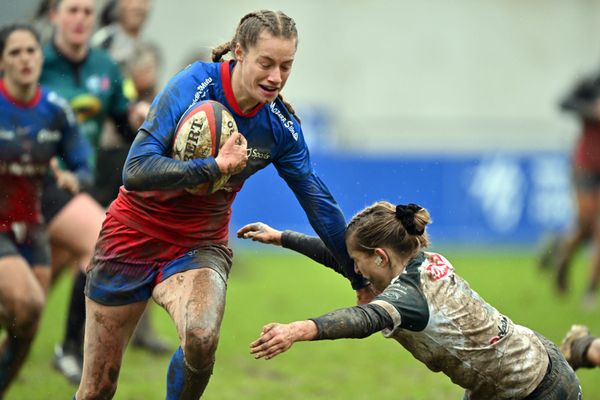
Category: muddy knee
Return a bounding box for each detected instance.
[182,327,219,369]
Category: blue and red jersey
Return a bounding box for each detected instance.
[0,80,92,230]
[107,60,365,288]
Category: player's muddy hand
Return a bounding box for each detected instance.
[250,321,318,360]
[50,158,80,194]
[236,222,282,246]
[216,132,248,175]
[250,323,295,360]
[355,283,379,305]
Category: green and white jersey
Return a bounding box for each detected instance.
[374,252,547,399]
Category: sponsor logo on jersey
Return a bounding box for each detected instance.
[269,102,298,141]
[246,148,271,160]
[38,129,61,143]
[86,75,111,94]
[190,77,213,107]
[425,253,450,280]
[0,128,34,140]
[0,161,48,176]
[71,93,102,122]
[489,315,509,345]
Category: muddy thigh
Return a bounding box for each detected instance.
[152,268,227,363]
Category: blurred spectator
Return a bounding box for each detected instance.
[31,0,56,43]
[91,0,151,70]
[179,46,212,69]
[90,0,159,205]
[124,41,161,102]
[540,70,600,310]
[98,0,118,29]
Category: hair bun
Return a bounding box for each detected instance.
[395,203,424,235]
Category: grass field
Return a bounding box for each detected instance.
[6,247,600,399]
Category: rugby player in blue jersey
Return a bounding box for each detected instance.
[43,0,165,385]
[0,23,91,397]
[75,9,375,400]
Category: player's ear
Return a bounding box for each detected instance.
[374,248,388,266]
[233,43,244,62]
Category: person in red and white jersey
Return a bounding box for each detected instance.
[242,202,583,400]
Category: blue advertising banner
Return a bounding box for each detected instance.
[231,151,573,247]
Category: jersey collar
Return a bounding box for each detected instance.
[220,60,264,118]
[0,79,42,108]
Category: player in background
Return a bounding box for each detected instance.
[539,70,600,310]
[92,0,169,355]
[0,23,92,397]
[31,0,57,44]
[92,0,151,72]
[561,325,600,371]
[241,202,583,399]
[74,9,374,400]
[40,0,148,384]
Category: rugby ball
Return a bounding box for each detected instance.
[172,100,238,194]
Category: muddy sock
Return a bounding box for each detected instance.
[166,347,214,400]
[63,271,87,353]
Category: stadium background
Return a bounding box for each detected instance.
[2,2,600,399]
[4,0,600,246]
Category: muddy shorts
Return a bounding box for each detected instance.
[522,333,582,400]
[85,215,233,306]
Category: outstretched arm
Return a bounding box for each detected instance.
[237,223,343,274]
[250,304,393,360]
[238,222,379,304]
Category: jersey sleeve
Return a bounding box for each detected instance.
[48,91,93,186]
[272,118,312,180]
[281,230,345,276]
[123,66,222,191]
[310,304,395,340]
[282,172,368,290]
[371,267,429,334]
[123,131,221,191]
[272,114,368,290]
